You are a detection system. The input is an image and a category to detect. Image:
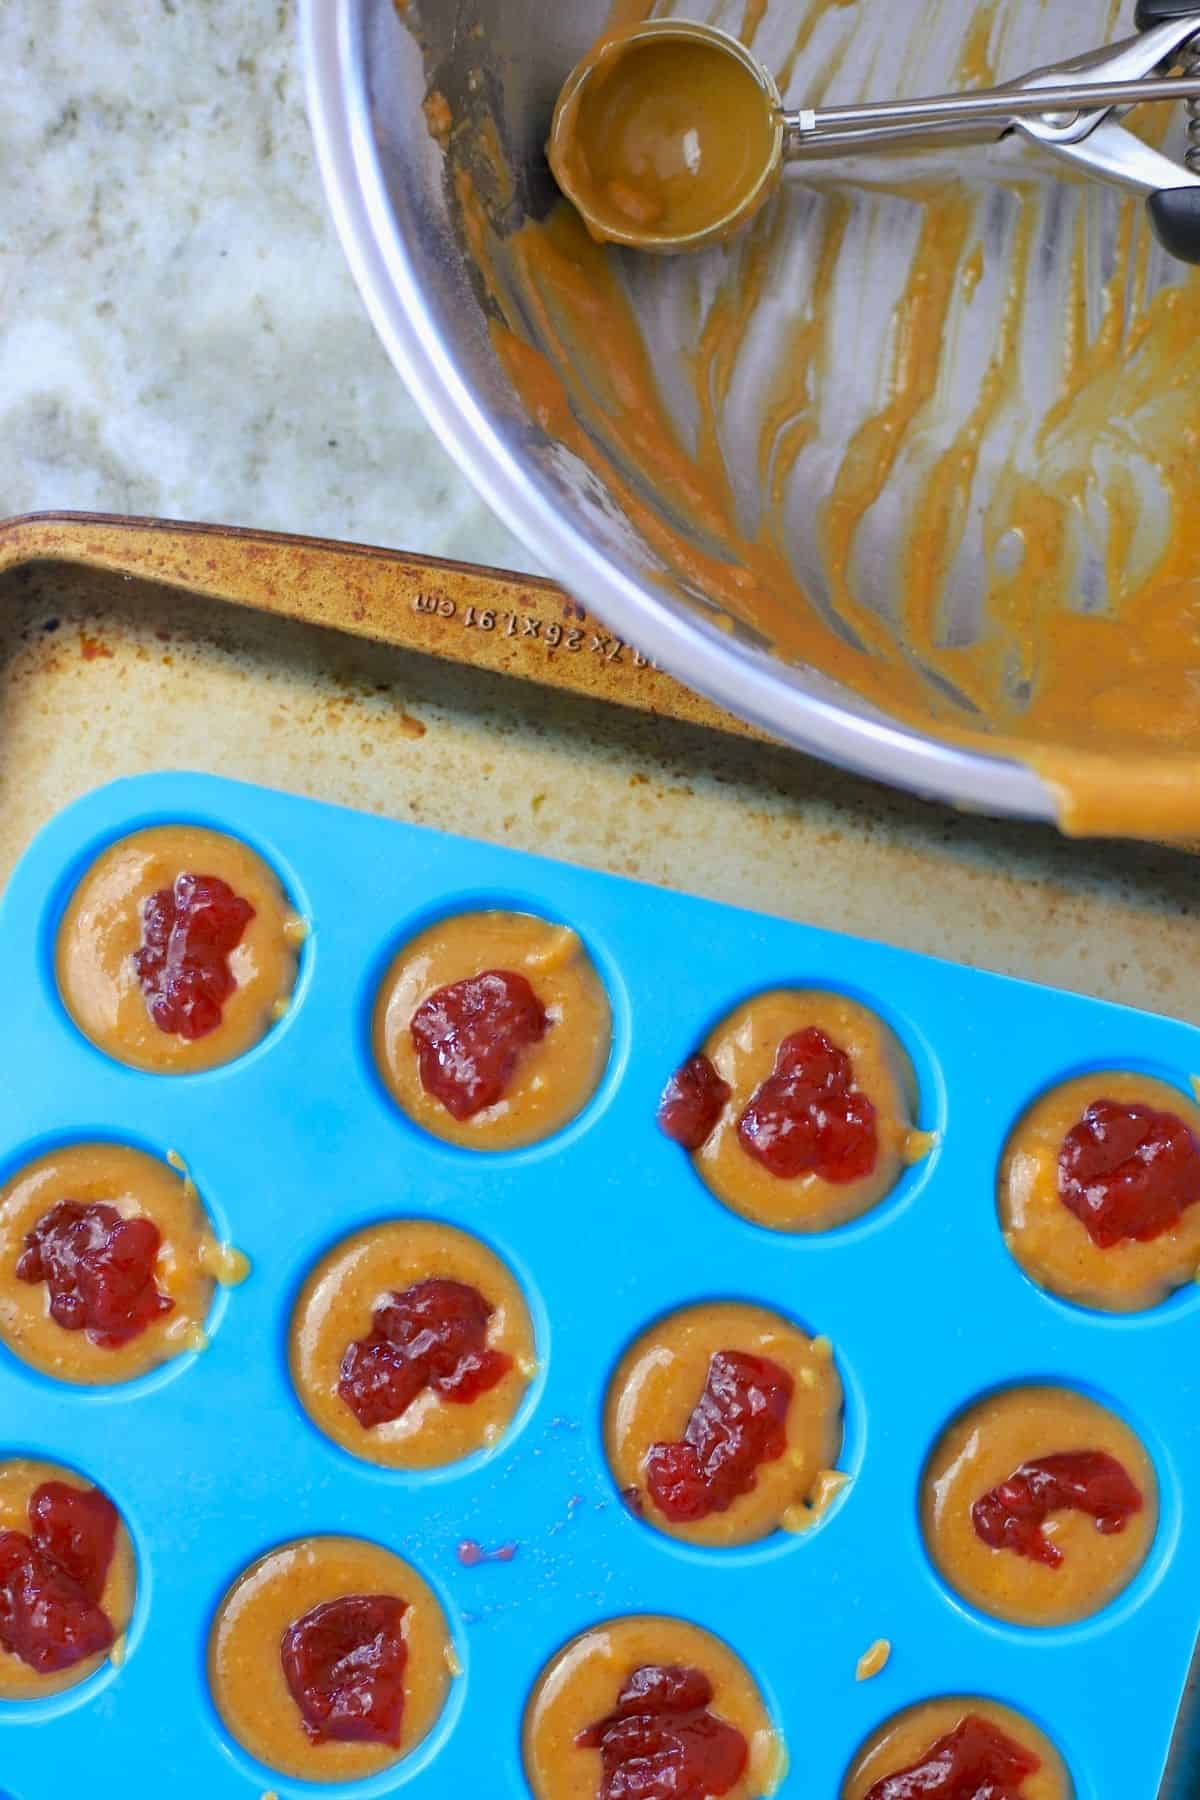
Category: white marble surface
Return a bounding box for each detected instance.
[2,0,536,570]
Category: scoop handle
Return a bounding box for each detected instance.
[1147,187,1200,259]
[1134,1,1200,260]
[1135,0,1200,24]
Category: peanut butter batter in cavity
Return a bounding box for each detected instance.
[549,25,780,248]
[695,990,922,1232]
[290,1219,536,1469]
[525,1615,783,1800]
[0,1142,232,1384]
[0,1457,135,1701]
[373,911,611,1150]
[922,1386,1157,1626]
[1000,1073,1200,1313]
[209,1536,453,1784]
[57,825,303,1074]
[606,1300,844,1546]
[843,1698,1071,1800]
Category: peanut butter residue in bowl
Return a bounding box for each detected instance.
[432,0,1200,841]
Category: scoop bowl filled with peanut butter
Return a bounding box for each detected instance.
[547,22,787,250]
[305,0,1200,838]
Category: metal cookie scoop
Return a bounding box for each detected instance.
[549,5,1200,260]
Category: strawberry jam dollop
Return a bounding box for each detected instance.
[1057,1098,1200,1247]
[972,1450,1143,1567]
[410,970,548,1119]
[16,1199,173,1347]
[658,1054,731,1151]
[737,1026,877,1181]
[281,1594,408,1746]
[133,871,255,1039]
[576,1663,748,1800]
[28,1481,119,1604]
[0,1481,118,1674]
[645,1350,793,1522]
[864,1713,1040,1800]
[0,1536,114,1674]
[338,1278,512,1429]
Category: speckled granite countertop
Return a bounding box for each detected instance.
[2,0,533,569]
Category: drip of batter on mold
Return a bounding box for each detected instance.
[204,1242,251,1285]
[167,1150,250,1287]
[430,0,1200,839]
[781,1465,848,1531]
[903,1128,938,1165]
[855,1638,891,1680]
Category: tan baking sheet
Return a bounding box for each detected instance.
[1,512,1197,1025]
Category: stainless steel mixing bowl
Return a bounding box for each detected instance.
[301,0,1178,823]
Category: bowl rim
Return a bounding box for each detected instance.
[299,0,1057,827]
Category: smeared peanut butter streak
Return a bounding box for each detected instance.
[434,0,1200,838]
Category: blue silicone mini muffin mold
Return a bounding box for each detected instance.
[0,772,1196,1798]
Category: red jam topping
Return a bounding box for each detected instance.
[410,969,548,1119]
[16,1200,174,1347]
[645,1350,793,1522]
[658,1054,731,1150]
[972,1449,1143,1567]
[28,1481,119,1605]
[864,1714,1040,1800]
[0,1481,118,1674]
[1057,1098,1200,1247]
[577,1663,748,1800]
[281,1594,408,1746]
[133,872,255,1039]
[338,1278,512,1428]
[737,1026,877,1181]
[456,1538,517,1566]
